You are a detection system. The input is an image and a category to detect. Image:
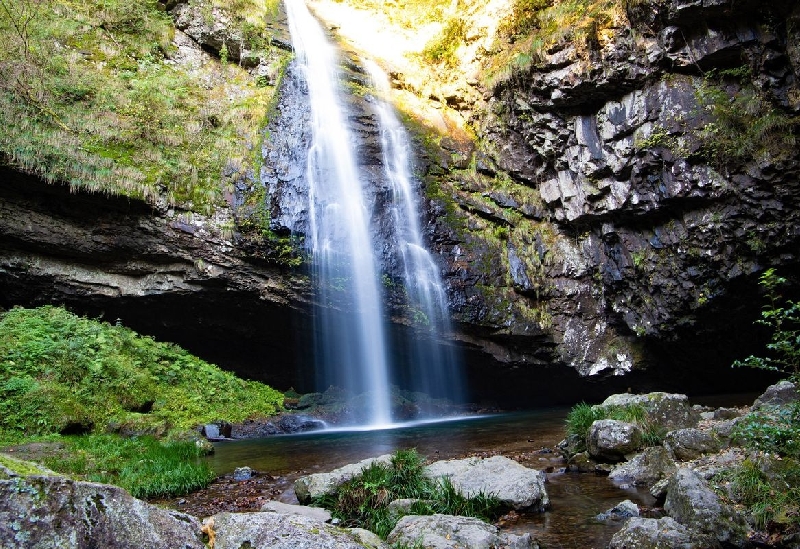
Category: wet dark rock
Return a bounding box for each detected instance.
[233,467,254,481]
[277,415,327,433]
[596,499,639,521]
[202,422,233,441]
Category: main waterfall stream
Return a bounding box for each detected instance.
[277,0,462,425]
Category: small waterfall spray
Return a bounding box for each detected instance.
[285,0,392,426]
[365,61,464,404]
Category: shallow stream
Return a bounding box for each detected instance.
[201,394,756,548]
[205,408,652,548]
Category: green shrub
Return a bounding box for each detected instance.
[0,306,284,441]
[313,449,502,539]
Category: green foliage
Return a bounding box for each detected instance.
[0,0,288,213]
[313,449,502,539]
[734,269,800,380]
[728,458,800,530]
[0,306,284,440]
[566,402,605,438]
[695,70,799,169]
[566,401,665,447]
[41,434,215,499]
[732,402,800,459]
[421,17,466,67]
[487,0,625,87]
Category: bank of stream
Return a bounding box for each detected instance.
[160,394,759,548]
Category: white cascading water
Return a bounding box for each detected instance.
[285,0,392,426]
[364,61,463,404]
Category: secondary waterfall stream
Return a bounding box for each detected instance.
[280,0,461,426]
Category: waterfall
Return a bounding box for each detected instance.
[285,0,392,426]
[364,61,464,405]
[276,0,464,426]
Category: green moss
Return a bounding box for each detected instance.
[0,0,290,214]
[0,454,53,478]
[0,306,284,439]
[694,69,799,168]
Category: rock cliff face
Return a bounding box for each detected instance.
[1,0,797,405]
[402,0,800,397]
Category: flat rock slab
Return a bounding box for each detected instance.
[608,517,708,549]
[260,500,332,522]
[208,512,369,549]
[387,514,537,549]
[294,454,393,503]
[424,455,549,511]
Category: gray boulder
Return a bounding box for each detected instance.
[425,455,549,511]
[596,499,639,521]
[753,380,798,410]
[207,512,370,549]
[608,517,710,549]
[0,468,203,549]
[664,468,746,546]
[386,514,537,549]
[599,393,700,429]
[260,500,332,522]
[609,446,677,487]
[294,454,393,503]
[587,420,642,461]
[663,428,720,461]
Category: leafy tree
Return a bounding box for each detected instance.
[734,268,800,381]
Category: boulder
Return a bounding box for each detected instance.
[566,451,597,473]
[234,466,254,481]
[424,455,549,511]
[596,499,639,521]
[348,528,388,549]
[664,468,746,546]
[752,380,798,410]
[663,428,720,461]
[598,393,700,430]
[386,514,538,549]
[608,446,677,487]
[608,517,710,549]
[294,454,393,503]
[0,471,203,548]
[387,498,424,519]
[260,500,332,522]
[207,512,369,549]
[587,420,642,462]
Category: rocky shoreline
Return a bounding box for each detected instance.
[3,382,798,548]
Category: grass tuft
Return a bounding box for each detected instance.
[313,449,503,539]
